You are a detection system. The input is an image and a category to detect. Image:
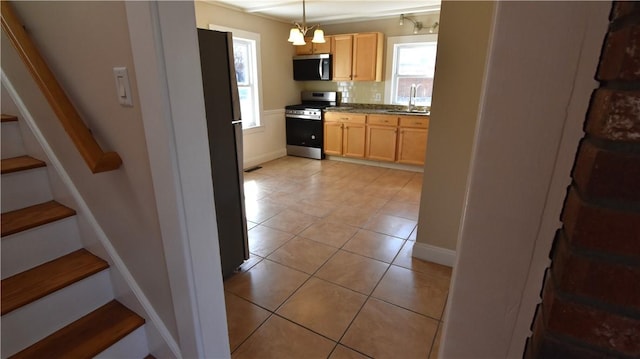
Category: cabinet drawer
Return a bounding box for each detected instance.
[399,116,429,129]
[325,112,366,124]
[324,112,342,122]
[367,115,398,126]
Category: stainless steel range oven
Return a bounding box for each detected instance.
[285,91,339,160]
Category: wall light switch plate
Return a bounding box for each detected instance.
[113,67,133,107]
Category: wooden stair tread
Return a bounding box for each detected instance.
[11,300,144,359]
[1,249,108,315]
[1,200,76,237]
[1,155,46,174]
[1,114,18,122]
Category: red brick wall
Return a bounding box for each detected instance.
[525,2,640,358]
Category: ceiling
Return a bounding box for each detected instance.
[209,0,441,25]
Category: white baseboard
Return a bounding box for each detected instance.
[411,241,456,267]
[243,148,287,170]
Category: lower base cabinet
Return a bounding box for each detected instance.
[366,115,398,162]
[343,122,366,158]
[324,121,343,156]
[324,112,429,165]
[397,116,429,165]
[397,127,428,165]
[324,112,367,158]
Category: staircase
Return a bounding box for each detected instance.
[1,114,150,358]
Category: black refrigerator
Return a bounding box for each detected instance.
[197,28,249,278]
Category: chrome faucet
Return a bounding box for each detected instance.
[407,84,417,111]
[407,84,424,112]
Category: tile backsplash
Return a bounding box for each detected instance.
[302,81,385,104]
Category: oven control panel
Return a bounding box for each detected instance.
[285,109,322,120]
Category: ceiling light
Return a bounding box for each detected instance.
[287,0,325,46]
[312,29,325,43]
[429,22,439,33]
[399,14,437,35]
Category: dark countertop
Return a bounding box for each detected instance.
[324,104,430,117]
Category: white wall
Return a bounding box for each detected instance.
[415,1,496,259]
[195,1,301,167]
[441,1,610,357]
[1,0,178,341]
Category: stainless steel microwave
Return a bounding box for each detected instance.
[293,54,332,81]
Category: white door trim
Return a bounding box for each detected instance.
[124,2,230,358]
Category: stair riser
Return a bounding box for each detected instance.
[1,269,114,357]
[1,217,82,279]
[1,122,26,159]
[1,167,52,212]
[94,326,149,359]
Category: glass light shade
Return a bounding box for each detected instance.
[287,28,300,42]
[399,15,404,26]
[311,28,325,43]
[292,30,306,46]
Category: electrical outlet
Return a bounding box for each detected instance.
[375,93,381,101]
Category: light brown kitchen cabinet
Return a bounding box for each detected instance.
[352,33,384,81]
[323,121,343,155]
[332,35,353,80]
[313,36,333,54]
[295,36,334,55]
[397,116,429,165]
[331,32,383,82]
[343,122,366,158]
[295,40,313,55]
[366,115,398,162]
[324,112,366,158]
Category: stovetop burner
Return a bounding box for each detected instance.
[285,91,340,111]
[285,103,335,111]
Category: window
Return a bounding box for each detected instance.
[209,25,263,130]
[385,35,438,107]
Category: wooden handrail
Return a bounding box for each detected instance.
[1,1,122,173]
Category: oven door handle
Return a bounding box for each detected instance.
[286,115,322,121]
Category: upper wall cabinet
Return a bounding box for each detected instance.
[295,36,334,55]
[353,32,384,81]
[332,34,354,81]
[332,32,384,82]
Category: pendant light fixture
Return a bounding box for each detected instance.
[287,0,325,46]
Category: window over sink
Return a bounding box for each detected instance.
[209,25,263,130]
[385,34,438,108]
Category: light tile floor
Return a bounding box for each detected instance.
[224,156,452,359]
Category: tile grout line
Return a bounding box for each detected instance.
[234,157,435,356]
